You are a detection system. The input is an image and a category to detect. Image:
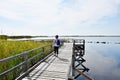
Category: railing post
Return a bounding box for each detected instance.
[83,39,85,56]
[24,53,29,72]
[50,45,53,53]
[42,47,44,59]
[72,40,75,77]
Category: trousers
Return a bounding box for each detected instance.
[54,46,59,54]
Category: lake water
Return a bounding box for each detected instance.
[9,36,120,80]
[74,37,120,80]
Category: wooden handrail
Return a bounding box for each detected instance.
[0,44,52,63]
[0,44,54,80]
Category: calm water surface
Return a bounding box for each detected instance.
[77,37,120,80]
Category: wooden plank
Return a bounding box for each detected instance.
[22,43,73,80]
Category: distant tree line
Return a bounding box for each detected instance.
[8,36,32,39]
[0,35,49,40]
[0,35,33,40]
[0,35,7,40]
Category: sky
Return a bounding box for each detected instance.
[0,0,120,36]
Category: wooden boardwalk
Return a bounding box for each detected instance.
[22,43,73,80]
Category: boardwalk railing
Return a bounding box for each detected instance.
[72,39,93,80]
[0,44,54,80]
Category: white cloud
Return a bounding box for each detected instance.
[0,0,120,35]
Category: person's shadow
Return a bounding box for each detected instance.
[58,57,69,62]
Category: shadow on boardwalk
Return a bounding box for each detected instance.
[58,57,69,62]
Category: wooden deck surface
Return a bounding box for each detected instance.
[22,43,73,80]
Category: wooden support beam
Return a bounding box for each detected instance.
[74,68,93,80]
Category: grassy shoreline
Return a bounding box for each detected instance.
[0,40,52,60]
[0,40,53,80]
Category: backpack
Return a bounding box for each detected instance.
[56,39,60,45]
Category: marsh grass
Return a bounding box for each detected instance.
[0,40,52,60]
[0,40,53,80]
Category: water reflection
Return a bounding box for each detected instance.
[83,42,120,80]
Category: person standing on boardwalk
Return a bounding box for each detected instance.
[53,35,60,56]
